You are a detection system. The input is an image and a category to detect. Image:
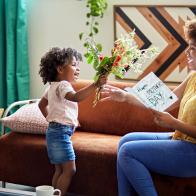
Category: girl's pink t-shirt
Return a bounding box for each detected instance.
[43,81,78,126]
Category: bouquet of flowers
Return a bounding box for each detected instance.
[84,31,159,106]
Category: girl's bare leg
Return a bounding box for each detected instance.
[56,160,76,196]
[52,164,62,188]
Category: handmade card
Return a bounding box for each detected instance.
[125,72,178,111]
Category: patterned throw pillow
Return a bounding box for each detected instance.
[0,103,48,134]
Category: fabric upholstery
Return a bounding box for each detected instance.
[0,80,194,196]
[73,80,171,136]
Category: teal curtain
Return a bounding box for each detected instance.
[0,0,29,109]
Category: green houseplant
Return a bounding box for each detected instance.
[79,0,108,51]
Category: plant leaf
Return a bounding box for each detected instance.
[93,26,98,34]
[93,74,99,82]
[99,56,110,67]
[79,32,84,40]
[87,55,94,64]
[96,43,102,52]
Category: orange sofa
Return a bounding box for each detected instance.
[0,80,195,196]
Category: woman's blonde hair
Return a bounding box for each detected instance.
[184,18,196,40]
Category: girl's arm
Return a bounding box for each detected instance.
[38,97,48,118]
[65,75,107,102]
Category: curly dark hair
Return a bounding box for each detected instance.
[184,19,196,41]
[39,47,82,84]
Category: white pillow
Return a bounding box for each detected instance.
[0,103,48,134]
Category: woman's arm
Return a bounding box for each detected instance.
[38,97,48,118]
[150,109,196,138]
[100,84,146,107]
[175,119,196,138]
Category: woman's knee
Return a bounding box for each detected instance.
[118,143,132,163]
[118,142,142,170]
[118,132,142,151]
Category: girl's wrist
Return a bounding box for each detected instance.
[93,81,100,88]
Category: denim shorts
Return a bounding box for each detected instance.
[46,122,76,164]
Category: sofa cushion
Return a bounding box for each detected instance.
[0,103,48,134]
[71,131,120,196]
[73,80,175,136]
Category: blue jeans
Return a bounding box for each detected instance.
[46,122,75,164]
[117,132,196,196]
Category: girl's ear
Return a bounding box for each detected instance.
[57,66,62,74]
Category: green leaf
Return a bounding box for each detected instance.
[79,32,84,40]
[99,56,110,67]
[83,42,88,47]
[96,66,104,72]
[87,55,94,64]
[96,44,102,52]
[84,53,90,58]
[93,74,99,82]
[92,53,99,69]
[91,12,100,17]
[93,26,98,34]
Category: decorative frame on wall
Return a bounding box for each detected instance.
[113,5,196,83]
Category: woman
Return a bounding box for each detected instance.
[100,19,196,196]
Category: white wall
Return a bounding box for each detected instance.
[27,0,196,98]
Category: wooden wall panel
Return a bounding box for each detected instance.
[114,5,196,82]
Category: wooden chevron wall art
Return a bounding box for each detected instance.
[114,5,196,83]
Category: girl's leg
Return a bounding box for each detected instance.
[56,160,76,196]
[118,134,196,196]
[52,164,62,188]
[117,132,172,196]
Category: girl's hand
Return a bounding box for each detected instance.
[100,85,128,102]
[95,74,108,87]
[150,108,177,129]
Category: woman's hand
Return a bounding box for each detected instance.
[100,85,128,102]
[150,108,177,129]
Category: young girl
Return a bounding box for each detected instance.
[38,47,107,196]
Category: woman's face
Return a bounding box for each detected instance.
[186,38,196,71]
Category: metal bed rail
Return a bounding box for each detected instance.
[0,99,40,188]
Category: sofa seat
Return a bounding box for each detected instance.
[0,131,120,196]
[71,131,120,196]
